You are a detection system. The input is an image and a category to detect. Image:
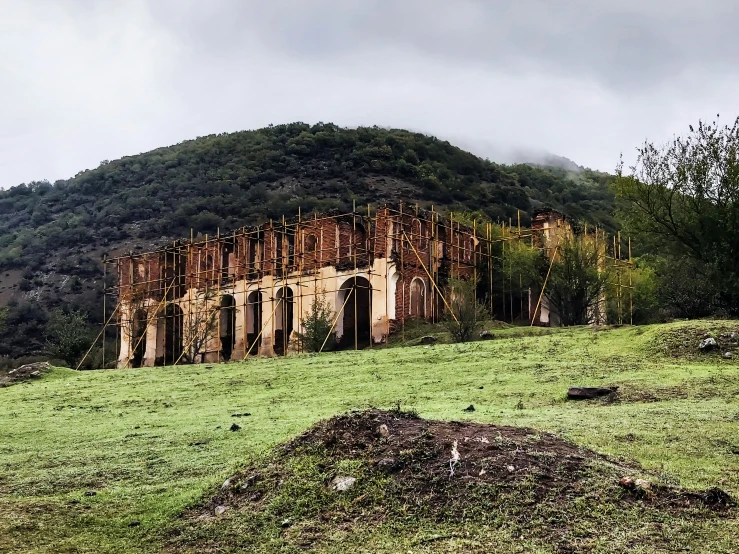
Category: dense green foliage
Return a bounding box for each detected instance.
[45,309,95,368]
[616,116,739,316]
[547,236,611,326]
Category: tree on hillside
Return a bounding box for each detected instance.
[544,236,610,326]
[46,309,94,368]
[616,116,739,313]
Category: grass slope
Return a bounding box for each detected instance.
[1,322,738,553]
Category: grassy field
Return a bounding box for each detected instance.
[1,321,738,553]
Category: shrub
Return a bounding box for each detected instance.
[296,291,335,352]
[444,277,489,342]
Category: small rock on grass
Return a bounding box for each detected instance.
[635,478,651,491]
[331,476,356,491]
[84,490,96,497]
[619,476,650,492]
[699,337,718,351]
[214,505,227,516]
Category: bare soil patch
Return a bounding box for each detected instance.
[170,410,735,553]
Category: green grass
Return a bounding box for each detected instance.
[1,321,738,552]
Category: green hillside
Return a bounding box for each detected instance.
[0,124,615,275]
[0,322,736,553]
[0,123,616,361]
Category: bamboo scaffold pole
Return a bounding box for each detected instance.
[320,288,354,353]
[530,244,559,327]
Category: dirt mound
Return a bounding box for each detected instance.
[169,410,735,553]
[0,361,51,387]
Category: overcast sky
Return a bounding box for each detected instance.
[2,0,738,188]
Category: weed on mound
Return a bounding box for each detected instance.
[168,410,735,554]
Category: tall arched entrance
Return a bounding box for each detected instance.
[274,286,294,355]
[164,303,184,365]
[219,295,236,361]
[246,291,263,355]
[339,276,372,349]
[131,309,148,368]
[410,278,426,319]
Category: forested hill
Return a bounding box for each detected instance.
[0,122,615,316]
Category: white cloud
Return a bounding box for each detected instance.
[1,0,738,187]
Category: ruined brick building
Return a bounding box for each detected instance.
[112,205,479,367]
[107,204,628,369]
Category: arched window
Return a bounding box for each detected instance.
[410,278,426,318]
[305,233,317,253]
[464,238,474,262]
[411,219,421,249]
[410,219,429,251]
[338,222,352,259]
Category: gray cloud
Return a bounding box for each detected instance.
[2,0,738,188]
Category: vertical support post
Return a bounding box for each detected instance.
[517,209,521,235]
[473,219,477,297]
[368,204,373,349]
[216,229,221,362]
[400,203,405,344]
[353,212,358,351]
[488,223,493,315]
[629,236,633,326]
[614,234,621,325]
[102,257,107,368]
[431,205,437,322]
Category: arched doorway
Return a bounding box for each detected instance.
[164,303,184,365]
[339,276,372,349]
[220,295,236,361]
[246,291,263,355]
[131,309,148,368]
[274,286,294,355]
[410,278,426,319]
